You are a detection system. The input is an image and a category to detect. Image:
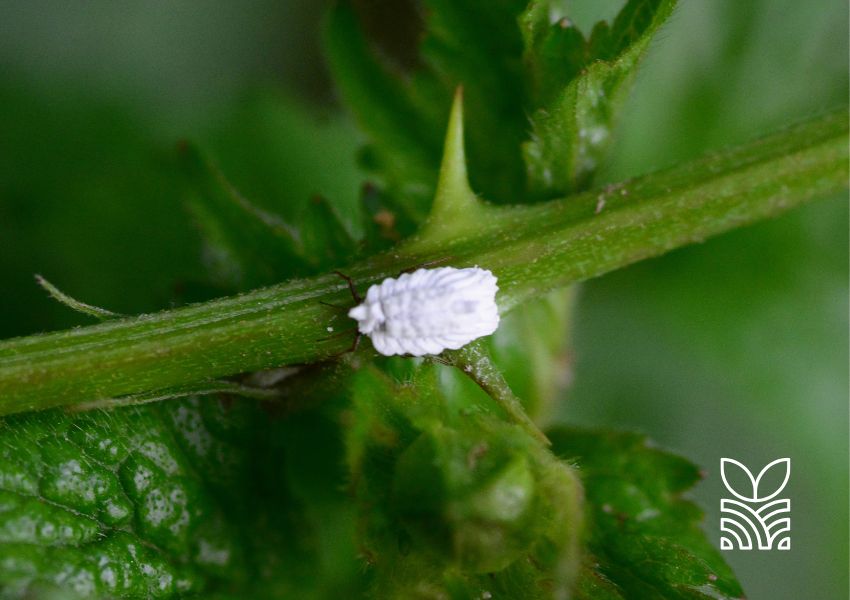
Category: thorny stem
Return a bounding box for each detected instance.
[0,109,846,415]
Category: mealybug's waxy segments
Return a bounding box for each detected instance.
[347,267,499,356]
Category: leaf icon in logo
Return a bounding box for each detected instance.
[720,458,790,502]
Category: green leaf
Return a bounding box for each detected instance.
[325,0,531,210]
[549,428,744,599]
[180,90,370,292]
[328,0,678,208]
[415,0,531,204]
[295,194,358,273]
[0,81,203,337]
[485,288,576,425]
[347,365,583,598]
[324,3,443,221]
[179,142,304,289]
[0,394,362,599]
[521,0,678,196]
[181,113,363,290]
[442,340,550,446]
[201,92,366,238]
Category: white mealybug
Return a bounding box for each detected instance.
[346,266,499,357]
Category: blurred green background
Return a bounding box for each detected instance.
[0,1,846,599]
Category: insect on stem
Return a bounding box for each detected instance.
[346,266,499,357]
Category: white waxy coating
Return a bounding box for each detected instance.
[347,267,499,356]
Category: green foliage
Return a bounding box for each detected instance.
[484,288,576,425]
[0,82,201,337]
[0,395,362,599]
[0,0,845,598]
[347,364,582,598]
[180,143,305,289]
[326,0,676,213]
[521,0,677,196]
[178,102,366,292]
[550,429,743,599]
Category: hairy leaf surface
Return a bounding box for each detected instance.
[550,428,744,599]
[0,396,360,599]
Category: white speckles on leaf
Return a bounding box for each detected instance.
[136,441,181,476]
[100,565,117,589]
[170,402,213,459]
[131,465,154,494]
[61,566,97,596]
[55,460,95,503]
[143,488,173,528]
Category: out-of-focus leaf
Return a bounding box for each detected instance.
[327,0,677,209]
[443,341,550,446]
[181,92,366,289]
[181,105,364,288]
[325,0,531,213]
[0,395,362,599]
[202,92,365,231]
[549,428,744,599]
[295,194,358,272]
[487,288,576,425]
[0,82,203,338]
[324,3,444,221]
[179,142,305,289]
[521,0,678,196]
[347,365,583,598]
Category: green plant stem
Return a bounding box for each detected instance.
[0,110,846,415]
